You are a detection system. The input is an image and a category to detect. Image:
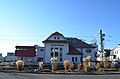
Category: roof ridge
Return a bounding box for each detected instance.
[51,31,63,36]
[66,37,96,48]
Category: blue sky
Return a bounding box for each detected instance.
[0,0,120,56]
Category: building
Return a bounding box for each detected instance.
[4,52,17,62]
[15,46,36,65]
[110,44,120,63]
[0,53,4,62]
[33,45,45,63]
[14,32,98,66]
[96,49,111,61]
[42,32,97,65]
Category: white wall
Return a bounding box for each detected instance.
[17,57,33,61]
[66,55,81,64]
[82,48,96,61]
[5,56,17,62]
[44,45,97,65]
[47,35,66,40]
[0,56,4,62]
[33,47,45,63]
[110,45,120,62]
[44,43,69,64]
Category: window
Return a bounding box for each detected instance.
[60,48,63,51]
[75,57,77,62]
[54,37,56,39]
[72,57,74,62]
[57,37,60,40]
[60,52,62,57]
[16,48,21,50]
[51,48,54,51]
[115,51,118,54]
[55,48,58,51]
[113,55,116,59]
[16,48,27,50]
[40,49,44,51]
[51,52,53,57]
[37,58,43,62]
[7,53,14,56]
[60,58,62,61]
[55,52,58,57]
[86,49,92,53]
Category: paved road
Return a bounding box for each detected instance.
[0,72,120,79]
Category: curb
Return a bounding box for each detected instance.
[0,70,120,75]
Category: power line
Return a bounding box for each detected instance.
[0,35,46,37]
[0,39,40,41]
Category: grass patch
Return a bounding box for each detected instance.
[97,68,117,72]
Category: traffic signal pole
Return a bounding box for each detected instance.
[99,30,105,60]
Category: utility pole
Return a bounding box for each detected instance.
[99,30,105,60]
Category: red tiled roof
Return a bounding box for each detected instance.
[67,45,82,55]
[66,38,96,48]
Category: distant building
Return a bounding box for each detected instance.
[33,45,45,63]
[0,53,2,56]
[4,52,17,62]
[0,53,4,62]
[110,44,120,63]
[15,46,36,65]
[96,49,111,61]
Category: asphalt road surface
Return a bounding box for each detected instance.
[0,72,120,79]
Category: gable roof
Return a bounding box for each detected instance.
[112,44,120,50]
[42,32,67,43]
[51,31,63,36]
[66,38,96,48]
